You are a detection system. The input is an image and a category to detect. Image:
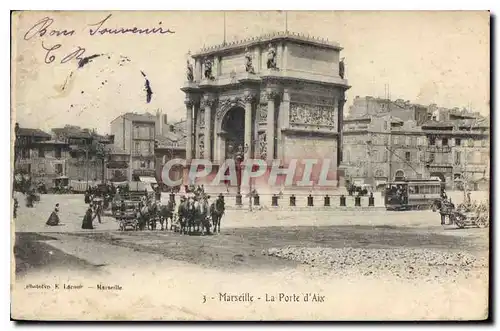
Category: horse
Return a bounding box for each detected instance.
[136,201,157,231]
[158,200,176,231]
[210,197,225,234]
[191,198,211,235]
[432,198,455,225]
[177,199,190,234]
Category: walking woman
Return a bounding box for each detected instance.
[46,203,61,226]
[81,206,94,229]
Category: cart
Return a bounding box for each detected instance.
[450,206,489,229]
[116,201,140,231]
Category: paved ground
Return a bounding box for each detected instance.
[11,192,490,320]
[13,192,486,233]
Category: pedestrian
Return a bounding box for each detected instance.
[92,201,102,224]
[81,206,94,229]
[46,203,60,226]
[13,198,18,219]
[25,190,34,208]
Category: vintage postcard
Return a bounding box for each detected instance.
[11,10,490,321]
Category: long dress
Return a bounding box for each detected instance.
[46,209,60,226]
[81,209,94,229]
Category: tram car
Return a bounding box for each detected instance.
[384,178,442,211]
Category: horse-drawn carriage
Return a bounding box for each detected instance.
[449,201,489,229]
[116,200,140,231]
[433,198,489,228]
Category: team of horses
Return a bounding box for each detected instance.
[124,194,226,235]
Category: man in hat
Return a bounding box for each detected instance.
[92,200,102,224]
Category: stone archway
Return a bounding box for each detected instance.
[430,172,446,183]
[221,106,245,160]
[394,169,405,180]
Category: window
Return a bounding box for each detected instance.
[442,138,448,146]
[55,147,62,158]
[429,136,436,146]
[22,149,30,159]
[344,150,350,163]
[38,147,45,158]
[134,141,140,154]
[55,164,63,175]
[455,151,461,165]
[455,138,461,146]
[405,151,411,162]
[148,142,152,153]
[429,152,435,163]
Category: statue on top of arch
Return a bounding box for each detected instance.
[186,59,194,82]
[204,58,215,80]
[245,48,255,74]
[266,44,278,70]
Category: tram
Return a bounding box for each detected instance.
[384,178,443,211]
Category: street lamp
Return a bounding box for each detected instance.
[233,144,246,206]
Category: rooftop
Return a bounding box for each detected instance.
[111,112,157,123]
[16,128,51,138]
[192,31,342,58]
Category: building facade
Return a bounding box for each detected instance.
[14,124,113,188]
[52,126,112,183]
[421,117,490,190]
[110,112,157,180]
[341,115,426,188]
[154,119,187,187]
[14,126,69,188]
[342,97,490,190]
[181,31,350,190]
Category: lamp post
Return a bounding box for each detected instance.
[234,144,245,206]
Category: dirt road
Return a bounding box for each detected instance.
[12,222,489,321]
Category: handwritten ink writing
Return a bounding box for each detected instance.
[25,14,175,66]
[24,17,75,41]
[41,42,86,65]
[88,14,175,36]
[41,41,61,64]
[61,46,86,64]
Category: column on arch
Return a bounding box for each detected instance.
[243,91,256,160]
[201,95,216,161]
[184,98,194,163]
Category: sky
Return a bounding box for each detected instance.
[12,11,490,134]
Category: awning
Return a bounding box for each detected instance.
[139,176,157,184]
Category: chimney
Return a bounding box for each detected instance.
[161,114,168,136]
[155,109,161,137]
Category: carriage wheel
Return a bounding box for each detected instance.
[476,216,488,228]
[453,215,465,229]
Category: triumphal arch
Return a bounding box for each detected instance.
[181,31,350,191]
